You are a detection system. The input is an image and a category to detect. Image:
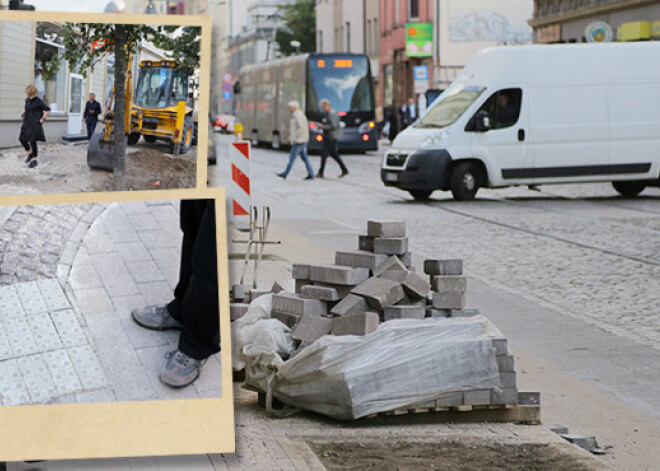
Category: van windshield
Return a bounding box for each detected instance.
[416,85,485,128]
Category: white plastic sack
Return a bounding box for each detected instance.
[268,316,502,420]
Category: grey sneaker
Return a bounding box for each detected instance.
[131,305,183,331]
[160,350,205,388]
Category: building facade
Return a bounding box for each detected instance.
[531,0,660,43]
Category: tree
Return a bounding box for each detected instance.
[275,0,316,57]
[61,23,201,190]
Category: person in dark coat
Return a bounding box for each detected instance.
[387,104,400,143]
[83,93,102,139]
[316,99,349,178]
[20,84,51,169]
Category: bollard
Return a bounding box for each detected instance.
[229,140,251,230]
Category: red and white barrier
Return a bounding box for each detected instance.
[230,141,251,229]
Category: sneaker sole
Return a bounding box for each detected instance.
[159,369,200,388]
[131,310,184,332]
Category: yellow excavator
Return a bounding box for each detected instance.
[88,57,196,170]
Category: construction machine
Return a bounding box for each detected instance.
[88,57,197,171]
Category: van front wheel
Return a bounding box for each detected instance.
[612,181,646,197]
[450,163,481,201]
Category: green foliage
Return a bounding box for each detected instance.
[275,0,316,57]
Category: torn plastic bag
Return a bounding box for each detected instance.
[266,316,502,420]
[231,293,295,372]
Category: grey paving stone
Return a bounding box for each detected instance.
[0,285,23,319]
[67,265,103,291]
[358,235,375,252]
[3,316,39,356]
[17,354,58,403]
[373,255,408,277]
[15,281,48,315]
[309,265,370,285]
[99,269,142,297]
[115,241,153,264]
[331,312,380,336]
[300,285,340,302]
[432,291,466,310]
[74,287,114,316]
[367,220,406,238]
[330,294,369,317]
[424,259,464,276]
[292,314,332,342]
[373,237,409,255]
[0,359,31,406]
[294,279,309,294]
[75,388,117,404]
[383,303,426,321]
[272,293,327,316]
[431,276,467,293]
[352,277,405,310]
[491,387,519,405]
[397,252,413,267]
[36,278,71,311]
[335,250,388,271]
[138,281,174,306]
[43,349,83,395]
[291,264,310,280]
[0,324,13,360]
[68,345,108,390]
[51,309,87,348]
[464,389,492,406]
[380,270,431,299]
[272,311,301,329]
[193,354,223,396]
[26,313,63,351]
[312,282,354,298]
[125,259,166,283]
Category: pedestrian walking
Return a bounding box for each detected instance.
[277,101,314,180]
[19,84,50,169]
[83,92,102,139]
[132,199,219,388]
[386,104,400,143]
[317,99,348,178]
[401,97,418,130]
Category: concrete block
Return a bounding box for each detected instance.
[331,312,380,336]
[367,220,406,238]
[230,303,249,322]
[335,250,388,271]
[330,294,369,317]
[431,275,467,293]
[449,308,480,318]
[292,314,332,343]
[373,255,408,277]
[559,434,602,454]
[301,285,340,302]
[518,391,540,405]
[546,424,569,435]
[272,293,327,316]
[380,270,430,299]
[432,291,466,309]
[352,277,405,310]
[272,311,301,329]
[373,237,409,255]
[426,307,451,318]
[424,259,463,276]
[383,302,426,321]
[500,372,517,388]
[358,235,375,252]
[397,252,412,267]
[309,264,370,285]
[313,282,354,298]
[271,281,285,293]
[490,387,519,405]
[435,392,464,407]
[291,264,310,280]
[295,279,309,294]
[248,289,270,303]
[496,354,515,373]
[464,389,492,406]
[231,284,246,302]
[492,338,508,356]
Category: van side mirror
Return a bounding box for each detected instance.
[474,111,491,132]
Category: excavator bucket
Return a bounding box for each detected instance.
[87,133,116,171]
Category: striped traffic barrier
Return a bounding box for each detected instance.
[230,140,251,229]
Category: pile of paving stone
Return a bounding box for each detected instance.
[232,220,520,408]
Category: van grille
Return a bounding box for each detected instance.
[386,153,408,167]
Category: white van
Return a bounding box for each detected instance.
[381,42,660,200]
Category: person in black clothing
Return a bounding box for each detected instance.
[83,93,102,139]
[132,199,220,388]
[494,93,518,128]
[19,84,50,169]
[386,104,400,143]
[317,99,349,178]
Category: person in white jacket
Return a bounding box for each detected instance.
[277,101,315,180]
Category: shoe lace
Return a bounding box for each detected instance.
[166,350,191,367]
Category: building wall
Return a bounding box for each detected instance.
[316,0,334,53]
[0,21,36,120]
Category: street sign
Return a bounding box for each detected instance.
[413,65,429,94]
[223,73,233,82]
[222,82,232,91]
[406,23,433,58]
[222,91,233,102]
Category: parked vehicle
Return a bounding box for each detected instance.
[234,53,378,152]
[381,42,660,200]
[213,114,236,134]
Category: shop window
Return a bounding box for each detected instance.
[35,24,67,114]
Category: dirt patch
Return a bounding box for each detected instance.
[309,439,599,471]
[94,148,197,191]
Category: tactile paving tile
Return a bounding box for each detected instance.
[17,354,58,403]
[68,345,108,390]
[37,278,71,312]
[42,349,83,395]
[2,317,39,357]
[14,281,48,315]
[50,309,87,348]
[0,359,31,406]
[27,313,63,352]
[0,285,24,320]
[0,324,12,361]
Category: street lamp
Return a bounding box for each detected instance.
[290,40,301,54]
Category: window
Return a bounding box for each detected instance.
[34,23,67,113]
[346,22,351,52]
[319,30,323,53]
[469,88,522,130]
[367,20,371,54]
[409,0,419,19]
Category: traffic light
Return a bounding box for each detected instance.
[9,0,36,10]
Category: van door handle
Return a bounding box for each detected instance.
[518,129,525,142]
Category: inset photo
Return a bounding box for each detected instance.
[0,12,210,194]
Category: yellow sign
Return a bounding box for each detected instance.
[619,21,650,41]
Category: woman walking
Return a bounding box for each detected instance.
[20,85,50,169]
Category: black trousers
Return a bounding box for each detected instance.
[19,138,38,157]
[167,199,220,360]
[319,137,348,175]
[86,117,98,139]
